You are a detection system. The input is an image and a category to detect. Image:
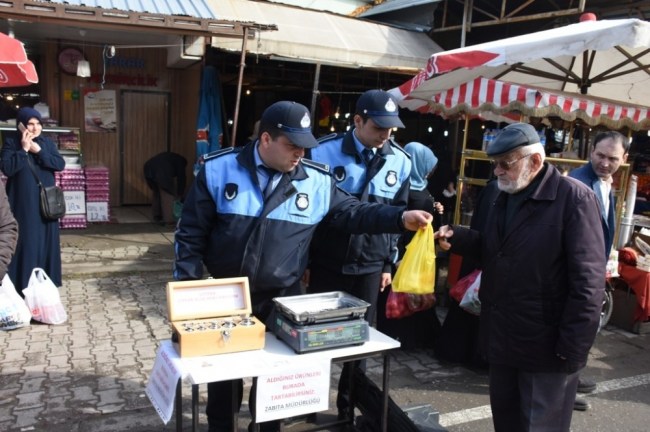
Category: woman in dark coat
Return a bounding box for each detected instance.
[0,107,65,294]
[377,142,443,349]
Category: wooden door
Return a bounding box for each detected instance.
[120,91,170,205]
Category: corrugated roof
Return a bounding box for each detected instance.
[208,0,443,72]
[360,0,441,17]
[42,0,216,19]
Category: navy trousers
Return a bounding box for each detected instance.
[489,363,580,432]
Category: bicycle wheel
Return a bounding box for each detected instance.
[599,282,614,331]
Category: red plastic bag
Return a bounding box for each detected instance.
[385,288,435,319]
[449,269,481,303]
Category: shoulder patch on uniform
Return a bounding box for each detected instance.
[301,158,330,173]
[388,139,411,158]
[317,132,343,144]
[203,147,236,161]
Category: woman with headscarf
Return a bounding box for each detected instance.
[377,141,443,349]
[0,107,65,295]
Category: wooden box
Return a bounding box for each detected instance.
[166,277,265,357]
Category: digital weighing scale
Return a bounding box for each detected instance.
[272,291,371,354]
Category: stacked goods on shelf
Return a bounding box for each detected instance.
[58,132,81,151]
[85,166,110,223]
[58,167,87,229]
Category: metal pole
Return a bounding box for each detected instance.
[460,0,472,48]
[310,63,321,133]
[230,26,249,147]
[453,116,470,225]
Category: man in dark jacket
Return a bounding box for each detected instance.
[143,152,187,224]
[173,101,432,432]
[569,130,629,410]
[437,123,605,432]
[570,131,629,259]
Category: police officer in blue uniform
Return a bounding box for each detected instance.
[173,101,432,432]
[306,90,412,418]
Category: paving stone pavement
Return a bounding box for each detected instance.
[0,224,453,432]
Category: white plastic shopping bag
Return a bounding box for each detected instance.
[23,268,67,325]
[459,271,481,316]
[0,274,32,330]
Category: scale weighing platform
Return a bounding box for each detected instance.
[272,291,371,354]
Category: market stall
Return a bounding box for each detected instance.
[389,14,650,232]
[389,15,650,332]
[404,75,646,228]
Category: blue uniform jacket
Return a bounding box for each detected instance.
[308,130,411,274]
[569,162,615,258]
[173,142,406,292]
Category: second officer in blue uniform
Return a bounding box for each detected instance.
[307,89,412,418]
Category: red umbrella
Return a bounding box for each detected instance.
[0,31,38,87]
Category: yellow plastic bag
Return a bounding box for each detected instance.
[392,223,436,294]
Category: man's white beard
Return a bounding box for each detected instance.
[497,163,533,194]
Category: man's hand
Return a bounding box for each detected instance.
[380,272,391,292]
[402,210,433,231]
[436,225,454,251]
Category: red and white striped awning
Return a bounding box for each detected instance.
[406,76,650,131]
[390,18,650,130]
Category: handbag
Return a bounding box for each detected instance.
[22,268,67,325]
[39,185,66,220]
[392,223,436,294]
[0,274,32,330]
[27,157,66,220]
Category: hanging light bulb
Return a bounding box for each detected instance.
[77,30,91,77]
[76,60,91,77]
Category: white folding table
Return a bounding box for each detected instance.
[157,328,400,432]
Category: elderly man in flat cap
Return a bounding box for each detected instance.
[437,122,605,432]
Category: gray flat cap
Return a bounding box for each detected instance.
[486,123,541,157]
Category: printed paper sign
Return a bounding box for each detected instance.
[84,89,117,132]
[145,343,184,424]
[255,359,330,422]
[64,190,86,215]
[86,201,109,222]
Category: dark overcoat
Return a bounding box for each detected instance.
[0,132,65,293]
[448,164,606,373]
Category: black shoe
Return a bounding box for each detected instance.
[573,396,590,411]
[577,377,597,394]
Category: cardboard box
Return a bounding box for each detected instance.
[609,287,650,334]
[167,277,265,357]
